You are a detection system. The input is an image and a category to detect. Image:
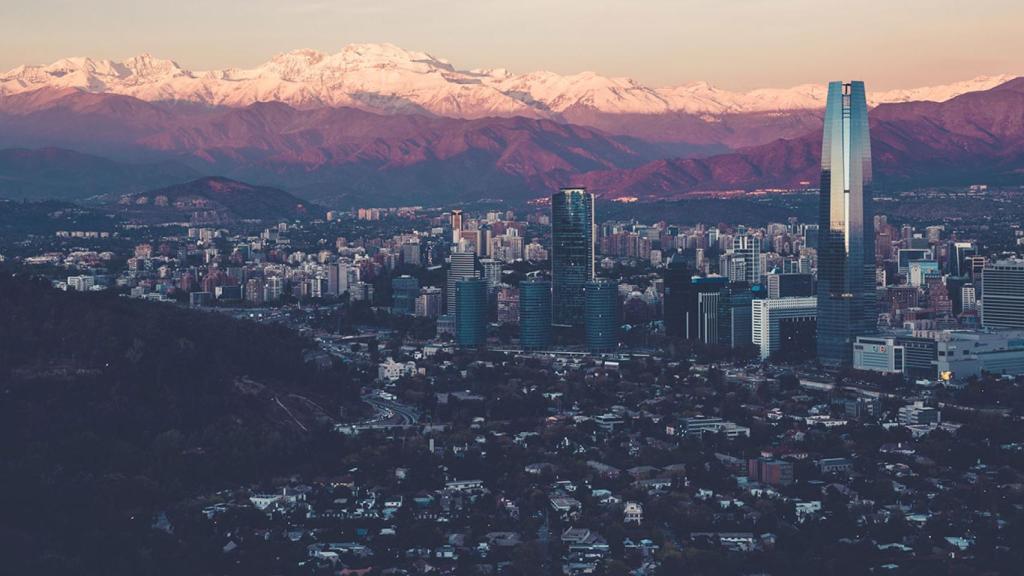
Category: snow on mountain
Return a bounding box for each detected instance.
[0,43,1017,118]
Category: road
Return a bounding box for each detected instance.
[360,393,420,427]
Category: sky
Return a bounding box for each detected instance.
[1,0,1021,90]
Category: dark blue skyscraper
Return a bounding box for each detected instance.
[456,278,488,347]
[662,257,693,338]
[519,279,552,350]
[391,275,420,315]
[551,188,594,326]
[584,279,618,353]
[817,81,876,366]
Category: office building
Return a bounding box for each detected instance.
[551,188,595,326]
[853,336,905,374]
[688,276,729,341]
[897,248,932,276]
[450,209,463,244]
[697,290,723,345]
[981,259,1024,329]
[949,242,976,277]
[908,260,940,287]
[898,401,941,426]
[415,287,443,318]
[476,223,492,258]
[767,272,814,299]
[731,234,762,285]
[520,279,553,350]
[584,279,618,353]
[455,278,488,347]
[480,258,503,291]
[817,81,876,366]
[748,458,794,487]
[753,297,817,360]
[496,286,520,324]
[662,258,693,338]
[446,251,478,315]
[391,275,420,315]
[722,283,760,349]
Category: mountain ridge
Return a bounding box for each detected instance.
[2,43,1017,119]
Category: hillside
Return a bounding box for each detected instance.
[0,272,360,574]
[120,176,322,221]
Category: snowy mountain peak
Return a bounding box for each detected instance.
[0,44,1018,119]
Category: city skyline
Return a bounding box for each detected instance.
[5,6,1024,574]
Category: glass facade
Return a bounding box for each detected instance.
[446,251,478,315]
[662,258,693,338]
[519,279,553,350]
[455,278,488,347]
[817,81,876,366]
[391,275,420,315]
[584,279,618,353]
[551,188,594,327]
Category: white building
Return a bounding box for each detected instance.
[624,501,643,525]
[67,275,96,291]
[853,336,905,374]
[751,297,817,360]
[898,401,941,426]
[377,358,417,382]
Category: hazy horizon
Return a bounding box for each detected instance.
[1,0,1021,91]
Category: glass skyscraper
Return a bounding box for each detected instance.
[456,278,488,347]
[519,279,553,350]
[817,81,876,366]
[446,251,478,315]
[551,187,595,326]
[661,257,693,338]
[584,279,618,353]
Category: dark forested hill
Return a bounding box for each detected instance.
[0,272,360,574]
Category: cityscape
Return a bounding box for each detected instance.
[3,2,1024,576]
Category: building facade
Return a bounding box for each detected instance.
[753,297,818,360]
[551,188,595,326]
[981,259,1024,329]
[455,278,488,347]
[584,279,618,353]
[520,279,553,350]
[817,80,876,366]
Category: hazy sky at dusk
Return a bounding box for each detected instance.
[1,0,1020,90]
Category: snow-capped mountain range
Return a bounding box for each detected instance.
[1,43,1016,118]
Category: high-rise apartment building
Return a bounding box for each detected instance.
[731,234,762,285]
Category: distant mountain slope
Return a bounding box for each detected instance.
[120,176,321,221]
[0,147,199,201]
[3,77,1024,205]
